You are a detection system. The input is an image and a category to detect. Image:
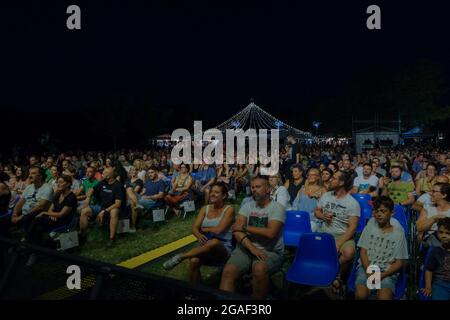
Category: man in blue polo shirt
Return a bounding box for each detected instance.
[133,167,166,229]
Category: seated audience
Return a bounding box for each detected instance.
[355,196,409,300]
[164,164,193,216]
[269,173,290,209]
[26,175,77,248]
[162,182,235,283]
[192,163,216,205]
[421,217,450,300]
[79,167,125,247]
[352,163,379,198]
[416,183,450,246]
[314,170,360,294]
[220,175,285,299]
[284,164,305,206]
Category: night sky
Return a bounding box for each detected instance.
[2,1,450,150]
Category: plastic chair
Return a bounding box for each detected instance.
[283,211,312,247]
[393,205,408,238]
[356,206,372,233]
[352,193,371,206]
[286,233,339,287]
[417,247,433,300]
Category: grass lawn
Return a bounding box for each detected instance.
[75,197,245,266]
[74,212,197,265]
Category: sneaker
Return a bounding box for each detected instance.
[25,253,37,267]
[106,238,116,248]
[162,254,182,270]
[136,204,144,210]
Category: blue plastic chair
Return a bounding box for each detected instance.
[352,193,371,206]
[417,247,433,300]
[393,205,408,238]
[356,206,372,233]
[283,211,312,247]
[286,233,339,287]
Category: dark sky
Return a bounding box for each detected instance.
[2,1,450,132]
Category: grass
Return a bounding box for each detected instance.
[75,212,197,265]
[75,195,245,266]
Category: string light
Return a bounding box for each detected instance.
[214,102,312,139]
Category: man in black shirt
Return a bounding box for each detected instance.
[284,135,300,180]
[80,167,125,246]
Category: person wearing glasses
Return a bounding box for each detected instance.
[7,166,53,232]
[416,183,450,246]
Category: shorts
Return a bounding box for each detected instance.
[226,245,284,276]
[328,233,355,252]
[138,198,159,210]
[355,265,398,293]
[89,204,104,218]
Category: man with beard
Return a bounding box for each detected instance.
[220,174,285,299]
[381,165,415,206]
[315,170,360,295]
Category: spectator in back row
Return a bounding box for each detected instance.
[75,166,100,207]
[284,164,305,207]
[294,168,326,231]
[413,176,449,213]
[380,165,415,206]
[415,163,438,196]
[132,167,166,230]
[192,163,216,205]
[269,173,290,209]
[165,164,193,216]
[352,163,379,198]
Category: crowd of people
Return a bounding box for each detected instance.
[0,139,450,300]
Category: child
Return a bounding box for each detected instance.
[355,196,409,300]
[421,217,450,300]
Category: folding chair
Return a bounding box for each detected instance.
[283,211,312,247]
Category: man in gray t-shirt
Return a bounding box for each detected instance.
[315,170,360,294]
[220,175,285,300]
[11,166,53,230]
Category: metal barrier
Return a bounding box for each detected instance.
[0,236,247,300]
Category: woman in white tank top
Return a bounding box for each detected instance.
[162,182,235,283]
[417,183,450,243]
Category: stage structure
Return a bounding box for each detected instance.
[352,113,401,153]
